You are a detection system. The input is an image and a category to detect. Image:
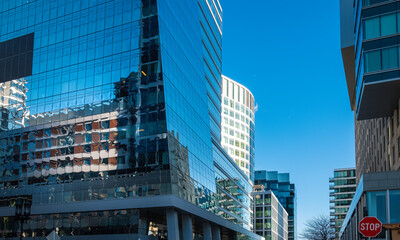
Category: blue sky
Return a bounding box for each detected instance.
[220,0,356,235]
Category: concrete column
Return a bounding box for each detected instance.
[166,208,180,240]
[203,222,212,240]
[212,226,221,240]
[181,215,193,240]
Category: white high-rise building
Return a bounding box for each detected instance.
[221,75,256,181]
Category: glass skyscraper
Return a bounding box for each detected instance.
[254,171,296,240]
[0,0,259,239]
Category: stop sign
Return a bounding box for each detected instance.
[359,217,382,238]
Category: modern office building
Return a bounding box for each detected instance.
[254,171,296,240]
[341,0,400,181]
[221,75,256,181]
[0,0,260,239]
[340,0,400,239]
[253,185,289,240]
[329,168,356,240]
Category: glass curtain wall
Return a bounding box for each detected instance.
[364,46,400,73]
[0,0,256,237]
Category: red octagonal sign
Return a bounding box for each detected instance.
[359,217,382,238]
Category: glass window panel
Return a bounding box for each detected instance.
[364,17,380,39]
[381,47,398,70]
[365,50,381,73]
[381,14,396,36]
[367,191,387,223]
[390,190,400,223]
[363,0,392,6]
[397,12,400,33]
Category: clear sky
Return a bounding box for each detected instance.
[220,0,356,236]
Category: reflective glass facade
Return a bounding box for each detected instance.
[255,171,297,240]
[0,0,256,238]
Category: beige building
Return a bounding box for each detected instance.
[221,75,256,181]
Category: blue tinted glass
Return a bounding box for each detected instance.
[365,50,382,72]
[382,47,398,70]
[364,17,380,39]
[390,190,400,223]
[381,14,396,36]
[367,191,387,223]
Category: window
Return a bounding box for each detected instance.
[363,0,392,6]
[365,46,400,73]
[256,207,263,217]
[265,221,271,229]
[381,14,396,36]
[367,191,387,223]
[364,13,397,40]
[365,50,381,73]
[364,17,380,39]
[382,47,398,70]
[390,190,400,223]
[255,195,263,205]
[256,219,263,230]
